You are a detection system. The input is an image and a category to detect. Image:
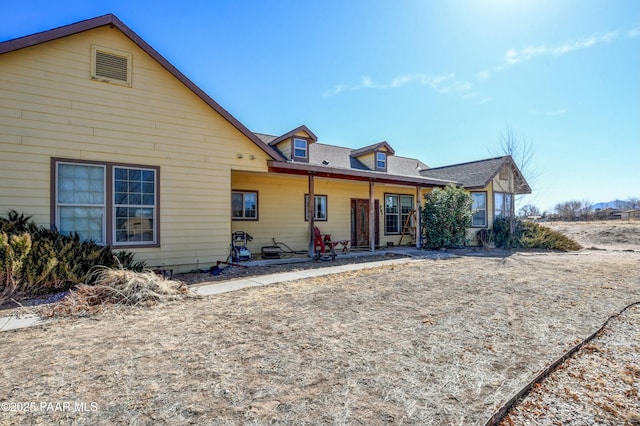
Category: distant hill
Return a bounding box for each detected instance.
[592,200,625,210]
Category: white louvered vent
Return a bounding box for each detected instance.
[91,46,132,86]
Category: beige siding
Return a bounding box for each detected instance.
[231,172,429,254]
[0,26,271,271]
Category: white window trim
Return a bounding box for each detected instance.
[304,194,328,221]
[113,167,158,246]
[55,162,107,245]
[471,192,487,227]
[376,152,387,170]
[232,191,259,220]
[293,138,308,159]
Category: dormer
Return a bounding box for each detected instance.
[267,125,318,163]
[350,141,395,172]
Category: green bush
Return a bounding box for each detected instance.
[421,184,472,249]
[492,216,581,251]
[0,210,145,303]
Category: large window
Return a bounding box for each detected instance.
[54,159,158,246]
[232,191,258,220]
[385,194,413,234]
[494,192,513,219]
[471,192,487,227]
[304,194,327,221]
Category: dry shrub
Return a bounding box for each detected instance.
[50,268,198,316]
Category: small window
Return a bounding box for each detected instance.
[293,138,308,159]
[304,194,327,221]
[91,45,132,86]
[232,191,258,220]
[472,192,487,227]
[376,152,387,171]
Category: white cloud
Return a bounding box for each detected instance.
[503,30,619,66]
[477,97,493,105]
[323,72,471,98]
[628,24,640,38]
[476,70,491,80]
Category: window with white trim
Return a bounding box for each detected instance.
[293,138,308,159]
[232,191,258,220]
[56,162,106,244]
[376,152,387,170]
[114,167,157,244]
[304,194,327,221]
[385,194,413,234]
[54,160,158,246]
[471,192,487,227]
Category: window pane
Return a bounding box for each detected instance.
[232,193,243,218]
[58,164,104,204]
[244,192,257,218]
[377,152,386,169]
[294,138,307,157]
[115,206,154,243]
[472,193,486,210]
[315,196,327,220]
[59,206,104,243]
[472,210,486,227]
[385,195,399,233]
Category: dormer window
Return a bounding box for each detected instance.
[376,152,387,171]
[293,138,309,161]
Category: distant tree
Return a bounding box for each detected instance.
[519,204,541,218]
[578,200,593,221]
[623,197,640,209]
[554,200,582,221]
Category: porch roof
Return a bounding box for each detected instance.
[267,159,455,187]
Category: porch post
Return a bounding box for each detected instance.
[369,179,375,252]
[416,185,421,249]
[308,172,315,258]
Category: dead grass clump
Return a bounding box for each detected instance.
[50,268,197,316]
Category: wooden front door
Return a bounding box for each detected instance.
[351,199,379,248]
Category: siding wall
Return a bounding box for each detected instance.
[0,26,271,271]
[232,171,429,254]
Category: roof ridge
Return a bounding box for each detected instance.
[426,155,509,171]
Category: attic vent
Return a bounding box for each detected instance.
[91,45,132,86]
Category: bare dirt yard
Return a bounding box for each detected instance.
[1,222,639,425]
[546,220,640,251]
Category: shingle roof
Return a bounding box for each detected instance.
[420,156,532,193]
[350,141,395,157]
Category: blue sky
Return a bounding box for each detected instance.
[2,0,639,212]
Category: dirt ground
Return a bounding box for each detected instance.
[546,220,640,251]
[1,222,639,425]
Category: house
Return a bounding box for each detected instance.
[0,14,532,272]
[620,210,640,221]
